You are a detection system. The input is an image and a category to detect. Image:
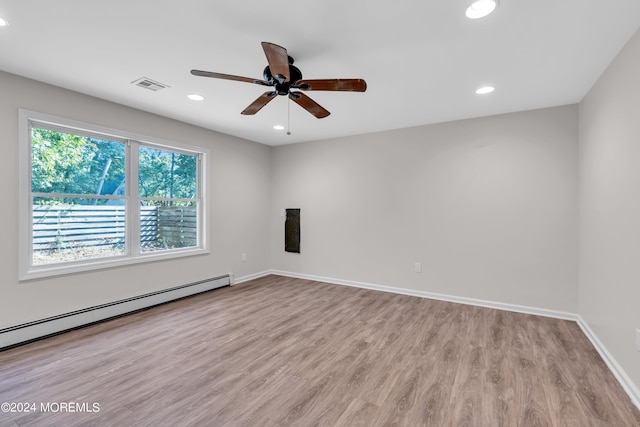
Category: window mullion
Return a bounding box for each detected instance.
[128,140,141,256]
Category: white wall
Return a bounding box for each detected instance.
[0,71,271,329]
[271,105,579,312]
[579,28,640,390]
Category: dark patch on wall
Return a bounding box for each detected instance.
[285,209,300,253]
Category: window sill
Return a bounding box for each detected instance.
[20,247,210,282]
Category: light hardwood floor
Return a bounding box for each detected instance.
[1,275,639,426]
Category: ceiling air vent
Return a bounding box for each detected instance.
[131,77,170,91]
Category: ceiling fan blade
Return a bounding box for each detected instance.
[289,92,330,119]
[241,91,278,115]
[294,79,367,92]
[191,70,271,86]
[261,42,290,83]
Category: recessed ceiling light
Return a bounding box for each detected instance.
[466,0,498,19]
[476,86,495,94]
[187,94,204,101]
[0,17,9,27]
[273,125,285,130]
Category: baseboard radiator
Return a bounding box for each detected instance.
[0,274,231,350]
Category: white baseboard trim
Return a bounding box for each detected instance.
[232,270,272,285]
[269,270,578,321]
[267,269,639,410]
[576,317,640,409]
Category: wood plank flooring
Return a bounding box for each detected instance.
[1,275,639,426]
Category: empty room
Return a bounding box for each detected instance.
[1,0,640,425]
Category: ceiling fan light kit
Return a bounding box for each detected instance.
[191,41,367,119]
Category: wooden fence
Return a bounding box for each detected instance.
[33,205,196,251]
[157,206,197,248]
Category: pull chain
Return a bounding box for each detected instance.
[287,97,291,136]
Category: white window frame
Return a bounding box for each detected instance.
[18,109,209,281]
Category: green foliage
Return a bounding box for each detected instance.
[138,147,197,199]
[31,128,196,205]
[31,129,94,193]
[31,129,125,197]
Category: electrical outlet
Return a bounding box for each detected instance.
[636,329,640,352]
[241,252,247,262]
[414,262,422,273]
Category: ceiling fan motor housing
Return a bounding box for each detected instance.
[263,63,303,95]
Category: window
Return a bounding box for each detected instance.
[19,110,208,280]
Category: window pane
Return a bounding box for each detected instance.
[138,147,197,199]
[31,128,126,196]
[32,198,126,265]
[139,200,197,253]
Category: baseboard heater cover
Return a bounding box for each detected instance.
[0,274,230,350]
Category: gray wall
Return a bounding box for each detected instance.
[0,71,272,328]
[579,28,640,390]
[271,105,579,312]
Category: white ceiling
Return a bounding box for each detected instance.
[1,1,639,146]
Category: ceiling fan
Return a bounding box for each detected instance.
[191,42,367,119]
